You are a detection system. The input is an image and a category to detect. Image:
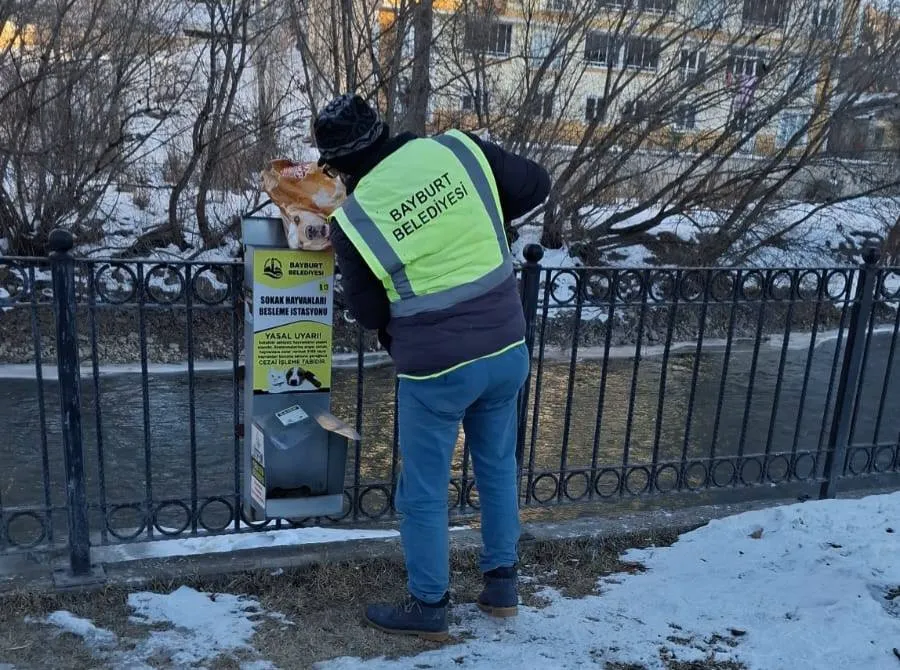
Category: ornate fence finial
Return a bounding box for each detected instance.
[48,229,75,255]
[523,243,544,264]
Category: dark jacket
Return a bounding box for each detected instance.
[330,131,550,375]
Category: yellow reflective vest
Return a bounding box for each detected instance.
[329,129,512,319]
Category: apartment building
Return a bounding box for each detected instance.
[827,2,900,158]
[377,0,869,157]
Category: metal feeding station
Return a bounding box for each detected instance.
[240,216,358,520]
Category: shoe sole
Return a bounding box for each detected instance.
[363,615,450,642]
[477,602,518,618]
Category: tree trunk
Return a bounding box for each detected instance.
[193,0,252,249]
[166,162,195,249]
[255,0,277,159]
[257,65,277,161]
[382,2,409,129]
[540,196,564,249]
[340,0,356,91]
[329,0,343,95]
[403,0,433,135]
[887,215,900,265]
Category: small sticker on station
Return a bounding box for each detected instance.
[250,425,266,509]
[276,404,309,426]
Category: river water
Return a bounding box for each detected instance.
[1,331,898,538]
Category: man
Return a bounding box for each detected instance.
[313,93,550,641]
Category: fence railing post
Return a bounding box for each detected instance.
[49,229,94,581]
[820,245,881,499]
[516,244,544,472]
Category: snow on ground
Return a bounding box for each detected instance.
[26,611,117,648]
[511,224,614,321]
[320,492,900,670]
[126,587,284,667]
[93,526,401,563]
[521,197,898,272]
[34,586,286,670]
[91,525,471,564]
[511,197,900,322]
[0,350,393,380]
[22,494,900,669]
[542,324,899,364]
[885,271,900,297]
[76,185,269,263]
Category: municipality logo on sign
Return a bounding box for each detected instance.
[263,257,283,280]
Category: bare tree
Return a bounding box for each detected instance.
[419,0,900,264]
[4,0,895,264]
[163,0,255,248]
[152,0,310,251]
[286,0,434,131]
[0,0,192,255]
[286,0,382,106]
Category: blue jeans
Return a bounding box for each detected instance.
[395,342,530,603]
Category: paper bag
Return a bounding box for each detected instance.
[260,159,347,250]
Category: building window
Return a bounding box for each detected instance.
[788,58,817,93]
[530,28,562,69]
[586,96,607,122]
[594,0,679,13]
[465,21,513,57]
[812,5,839,36]
[694,0,732,28]
[545,0,573,11]
[527,92,554,119]
[697,0,726,25]
[679,49,707,80]
[742,0,790,28]
[640,0,677,12]
[776,112,808,148]
[462,90,489,114]
[624,36,661,70]
[728,48,767,78]
[585,32,617,66]
[622,98,648,121]
[674,104,697,129]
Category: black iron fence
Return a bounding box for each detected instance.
[1,233,899,580]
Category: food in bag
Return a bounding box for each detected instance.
[260,159,347,250]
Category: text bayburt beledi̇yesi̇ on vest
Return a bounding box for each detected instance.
[389,173,471,242]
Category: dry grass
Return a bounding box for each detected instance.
[0,587,159,669]
[0,530,748,670]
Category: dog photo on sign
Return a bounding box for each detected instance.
[285,367,303,387]
[260,160,346,250]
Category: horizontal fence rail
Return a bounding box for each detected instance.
[0,236,898,579]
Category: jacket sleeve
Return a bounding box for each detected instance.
[330,223,391,333]
[465,132,551,221]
